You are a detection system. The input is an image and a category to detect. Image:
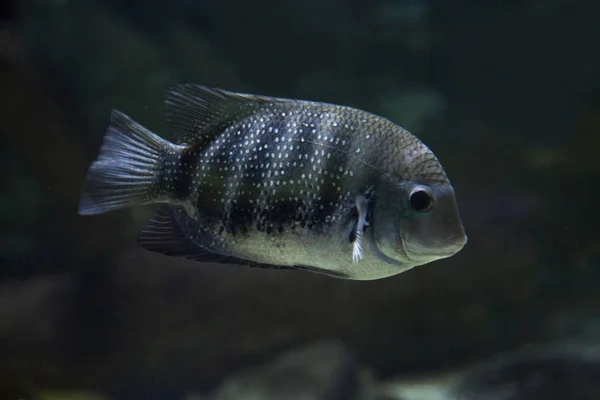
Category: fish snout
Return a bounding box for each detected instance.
[443,230,468,255]
[402,227,467,261]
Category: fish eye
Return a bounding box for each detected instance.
[409,188,434,212]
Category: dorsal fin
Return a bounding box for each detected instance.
[164,84,284,145]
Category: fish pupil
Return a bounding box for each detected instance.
[409,190,433,212]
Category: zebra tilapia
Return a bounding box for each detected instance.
[78,84,467,280]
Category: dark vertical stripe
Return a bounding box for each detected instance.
[314,114,353,226]
[171,146,198,200]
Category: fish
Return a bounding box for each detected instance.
[78,84,467,280]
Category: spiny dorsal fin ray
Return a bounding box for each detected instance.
[164,84,287,146]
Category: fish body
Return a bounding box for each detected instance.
[78,84,467,280]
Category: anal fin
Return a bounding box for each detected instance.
[137,205,219,262]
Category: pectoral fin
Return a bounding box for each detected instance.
[350,194,370,264]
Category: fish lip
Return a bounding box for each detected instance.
[399,233,467,262]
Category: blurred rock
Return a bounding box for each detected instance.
[378,341,600,400]
[210,340,375,400]
[456,343,600,400]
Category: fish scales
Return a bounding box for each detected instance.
[178,103,422,234]
[78,84,467,280]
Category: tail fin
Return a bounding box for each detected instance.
[78,110,169,215]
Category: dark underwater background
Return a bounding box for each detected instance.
[1,0,600,399]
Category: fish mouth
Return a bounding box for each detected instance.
[399,233,467,263]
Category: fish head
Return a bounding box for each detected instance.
[392,181,467,264]
[366,126,467,271]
